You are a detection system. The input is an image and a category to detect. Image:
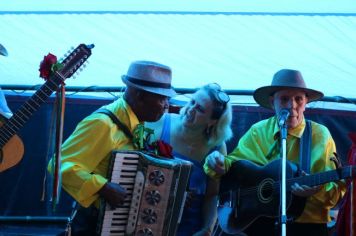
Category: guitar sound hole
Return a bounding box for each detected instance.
[258,178,274,203]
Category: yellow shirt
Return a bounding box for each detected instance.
[204,116,346,223]
[48,97,140,207]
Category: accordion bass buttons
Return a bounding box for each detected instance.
[148,170,165,186]
[137,228,154,236]
[142,208,158,224]
[145,190,161,205]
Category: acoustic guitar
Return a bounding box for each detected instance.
[0,44,94,172]
[218,159,354,235]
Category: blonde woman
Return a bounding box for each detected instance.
[146,83,233,235]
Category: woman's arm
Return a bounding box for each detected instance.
[194,178,219,236]
[194,144,227,235]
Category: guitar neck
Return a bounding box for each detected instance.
[0,73,63,148]
[287,166,354,190]
[0,44,93,150]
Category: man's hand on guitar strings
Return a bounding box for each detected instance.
[291,171,323,197]
[291,183,322,197]
[98,182,127,209]
[207,150,226,175]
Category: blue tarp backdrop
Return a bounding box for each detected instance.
[1,93,355,228]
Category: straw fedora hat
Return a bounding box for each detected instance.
[122,60,176,97]
[253,69,323,109]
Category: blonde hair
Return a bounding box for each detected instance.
[207,102,233,146]
[179,84,233,147]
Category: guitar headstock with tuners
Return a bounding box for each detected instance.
[0,43,94,172]
[40,43,94,84]
[57,44,94,80]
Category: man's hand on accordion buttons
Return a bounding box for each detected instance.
[98,182,127,208]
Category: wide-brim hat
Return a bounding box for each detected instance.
[122,60,176,97]
[253,69,323,109]
[0,44,8,56]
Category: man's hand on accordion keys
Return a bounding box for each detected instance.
[98,182,127,208]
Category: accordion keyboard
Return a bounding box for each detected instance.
[101,153,140,235]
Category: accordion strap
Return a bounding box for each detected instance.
[95,108,133,140]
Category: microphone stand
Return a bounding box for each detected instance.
[279,121,288,236]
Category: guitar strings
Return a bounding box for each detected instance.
[238,174,325,197]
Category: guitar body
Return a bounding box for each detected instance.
[0,122,24,172]
[218,159,306,235]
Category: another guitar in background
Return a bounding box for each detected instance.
[217,159,355,235]
[0,43,94,172]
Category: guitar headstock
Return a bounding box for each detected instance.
[57,44,94,79]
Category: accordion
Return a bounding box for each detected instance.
[98,151,193,236]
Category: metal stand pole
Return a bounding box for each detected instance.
[280,123,288,236]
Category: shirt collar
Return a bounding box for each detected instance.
[272,116,306,139]
[120,97,141,131]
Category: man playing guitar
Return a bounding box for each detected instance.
[204,69,346,236]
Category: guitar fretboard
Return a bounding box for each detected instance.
[0,73,63,148]
[283,166,353,191]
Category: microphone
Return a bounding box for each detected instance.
[278,109,290,127]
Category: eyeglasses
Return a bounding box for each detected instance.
[207,83,230,106]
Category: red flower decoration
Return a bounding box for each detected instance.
[39,53,57,80]
[149,140,173,158]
